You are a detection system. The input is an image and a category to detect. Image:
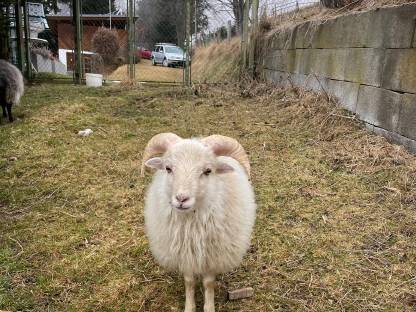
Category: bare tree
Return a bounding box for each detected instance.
[232,0,244,34]
[210,0,244,34]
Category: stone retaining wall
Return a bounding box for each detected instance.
[261,3,416,152]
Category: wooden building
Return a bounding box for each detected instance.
[46,14,129,72]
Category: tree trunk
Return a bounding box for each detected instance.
[0,4,10,60]
[232,0,244,34]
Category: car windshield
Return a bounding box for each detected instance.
[165,46,183,54]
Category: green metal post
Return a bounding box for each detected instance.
[128,0,134,81]
[194,0,197,45]
[241,0,250,72]
[23,0,31,80]
[248,0,259,77]
[184,0,191,87]
[14,0,24,71]
[133,0,136,78]
[73,0,83,84]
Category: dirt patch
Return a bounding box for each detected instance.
[108,59,184,82]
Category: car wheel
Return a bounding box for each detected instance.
[163,59,168,67]
[152,58,156,66]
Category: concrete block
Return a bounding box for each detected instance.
[397,93,416,141]
[263,50,286,72]
[311,4,416,48]
[294,22,315,49]
[285,50,297,73]
[372,125,416,154]
[382,49,416,94]
[293,49,315,75]
[263,69,291,87]
[296,75,359,112]
[356,85,401,132]
[263,50,296,72]
[268,29,295,50]
[344,48,385,86]
[326,79,360,112]
[304,74,328,93]
[374,4,416,48]
[290,72,309,88]
[270,3,416,48]
[414,27,416,48]
[311,49,348,81]
[263,69,278,82]
[311,13,370,49]
[289,72,327,93]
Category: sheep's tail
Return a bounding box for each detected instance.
[6,79,24,105]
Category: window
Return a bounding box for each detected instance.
[165,46,183,54]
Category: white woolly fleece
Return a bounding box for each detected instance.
[0,60,24,105]
[144,140,256,276]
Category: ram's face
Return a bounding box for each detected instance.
[145,140,234,212]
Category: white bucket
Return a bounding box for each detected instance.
[85,73,103,87]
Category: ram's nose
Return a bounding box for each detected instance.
[175,194,190,203]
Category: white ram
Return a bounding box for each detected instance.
[141,133,256,312]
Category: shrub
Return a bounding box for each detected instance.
[91,27,120,65]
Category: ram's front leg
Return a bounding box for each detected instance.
[6,103,13,122]
[203,274,216,312]
[184,274,196,312]
[2,104,7,118]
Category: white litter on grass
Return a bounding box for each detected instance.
[78,129,93,137]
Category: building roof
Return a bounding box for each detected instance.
[47,2,129,19]
[46,15,129,21]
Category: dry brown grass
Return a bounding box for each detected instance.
[1,82,416,311]
[192,38,241,83]
[265,0,416,33]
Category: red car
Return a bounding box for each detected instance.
[137,47,152,60]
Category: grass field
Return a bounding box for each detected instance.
[1,83,416,311]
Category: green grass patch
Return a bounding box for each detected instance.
[1,83,416,311]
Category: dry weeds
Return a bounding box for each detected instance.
[192,38,241,83]
[0,82,415,311]
[264,0,416,34]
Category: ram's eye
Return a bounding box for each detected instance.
[166,166,172,173]
[203,168,212,176]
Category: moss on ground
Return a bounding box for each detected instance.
[0,83,415,311]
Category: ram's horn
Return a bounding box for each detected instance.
[202,135,251,178]
[141,133,182,176]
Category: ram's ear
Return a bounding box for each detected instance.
[216,162,234,174]
[145,157,164,170]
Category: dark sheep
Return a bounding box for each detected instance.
[0,59,24,123]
